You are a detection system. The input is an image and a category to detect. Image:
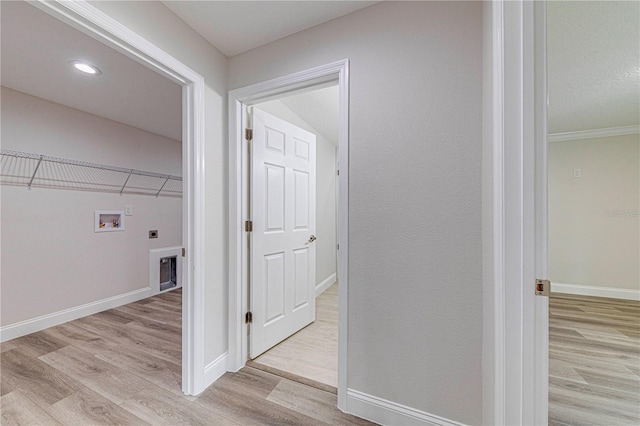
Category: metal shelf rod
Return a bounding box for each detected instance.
[1,149,181,181]
[1,149,182,197]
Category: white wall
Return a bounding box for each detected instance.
[1,87,181,325]
[229,2,483,423]
[549,134,640,295]
[89,0,229,365]
[255,98,337,291]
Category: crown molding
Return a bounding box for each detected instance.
[549,125,640,142]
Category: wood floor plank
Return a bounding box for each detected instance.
[194,373,326,426]
[550,384,640,422]
[267,378,371,425]
[8,330,69,358]
[0,340,18,353]
[246,362,337,394]
[549,359,589,384]
[72,315,181,364]
[1,287,374,426]
[210,367,282,399]
[549,402,634,426]
[120,385,240,425]
[41,322,119,355]
[93,308,138,325]
[123,316,182,347]
[549,294,640,425]
[1,348,81,406]
[550,376,640,411]
[114,303,181,325]
[46,387,149,426]
[1,391,62,426]
[253,283,338,387]
[575,369,640,397]
[39,346,151,405]
[145,300,182,314]
[95,346,182,396]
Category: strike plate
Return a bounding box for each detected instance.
[535,279,550,296]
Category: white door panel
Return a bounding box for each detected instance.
[250,109,316,358]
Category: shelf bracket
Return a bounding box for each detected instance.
[156,175,171,198]
[27,155,44,190]
[119,170,133,195]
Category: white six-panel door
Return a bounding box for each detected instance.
[250,109,317,358]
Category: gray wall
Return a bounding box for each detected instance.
[229,2,483,423]
[1,87,182,325]
[549,135,639,291]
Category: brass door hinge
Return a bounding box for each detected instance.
[245,311,253,324]
[535,279,550,296]
[245,220,253,232]
[245,128,253,140]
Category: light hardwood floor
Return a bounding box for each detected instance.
[252,284,338,390]
[1,288,373,425]
[549,293,640,426]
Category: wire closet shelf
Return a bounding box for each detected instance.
[0,149,182,198]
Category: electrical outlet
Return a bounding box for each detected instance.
[125,205,133,216]
[573,169,581,178]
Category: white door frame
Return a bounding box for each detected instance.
[32,0,207,396]
[486,1,548,424]
[228,60,349,409]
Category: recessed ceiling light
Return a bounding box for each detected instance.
[69,60,101,75]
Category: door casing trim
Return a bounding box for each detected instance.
[31,0,207,396]
[228,59,350,410]
[484,1,548,424]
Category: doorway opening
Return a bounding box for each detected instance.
[546,1,640,424]
[0,0,208,396]
[247,85,340,389]
[228,59,349,409]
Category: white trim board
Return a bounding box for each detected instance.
[30,0,207,396]
[552,282,640,301]
[0,287,154,342]
[316,273,337,296]
[484,1,549,424]
[549,125,640,142]
[228,59,350,410]
[346,389,465,426]
[204,352,228,385]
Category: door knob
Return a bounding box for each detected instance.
[308,235,317,242]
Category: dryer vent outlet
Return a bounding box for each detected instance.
[160,256,177,292]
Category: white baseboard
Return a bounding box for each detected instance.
[0,287,154,342]
[346,389,466,426]
[204,352,228,386]
[552,282,640,301]
[316,272,337,297]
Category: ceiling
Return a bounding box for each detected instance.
[280,85,339,145]
[3,1,635,141]
[547,1,640,134]
[1,1,182,141]
[162,1,380,57]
